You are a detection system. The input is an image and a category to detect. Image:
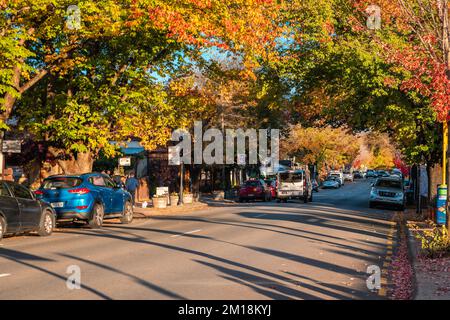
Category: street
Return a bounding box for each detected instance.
[0,179,396,300]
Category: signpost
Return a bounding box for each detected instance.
[119,157,131,167]
[2,140,21,153]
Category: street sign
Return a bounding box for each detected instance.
[156,187,169,197]
[119,157,131,167]
[2,140,21,153]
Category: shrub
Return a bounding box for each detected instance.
[411,221,450,258]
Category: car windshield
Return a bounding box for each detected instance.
[42,177,82,189]
[375,179,402,189]
[279,172,303,182]
[326,177,336,181]
[244,181,259,187]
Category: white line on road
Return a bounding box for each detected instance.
[0,274,11,278]
[171,229,202,238]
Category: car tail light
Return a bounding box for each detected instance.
[69,188,90,195]
[76,206,89,210]
[34,190,44,195]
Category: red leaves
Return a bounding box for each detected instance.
[390,233,414,300]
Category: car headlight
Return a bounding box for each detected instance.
[370,189,378,197]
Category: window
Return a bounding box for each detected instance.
[0,182,11,197]
[279,172,303,183]
[90,176,106,187]
[244,181,260,187]
[376,179,402,189]
[42,177,82,189]
[11,184,33,199]
[104,177,116,188]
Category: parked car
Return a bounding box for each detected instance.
[312,179,319,192]
[322,176,340,189]
[35,173,134,228]
[239,179,272,202]
[276,170,313,203]
[264,179,277,198]
[329,170,344,186]
[376,170,390,178]
[366,170,376,178]
[353,171,363,179]
[343,171,354,182]
[0,181,56,241]
[369,176,405,210]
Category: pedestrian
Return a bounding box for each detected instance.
[125,173,139,206]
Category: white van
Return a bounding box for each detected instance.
[276,170,312,203]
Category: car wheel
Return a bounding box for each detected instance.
[239,197,244,203]
[88,203,104,229]
[121,201,133,224]
[398,204,405,211]
[37,210,54,237]
[0,216,6,241]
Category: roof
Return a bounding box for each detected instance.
[110,141,145,155]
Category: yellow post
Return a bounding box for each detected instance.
[444,121,448,185]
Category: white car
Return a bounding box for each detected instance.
[322,177,340,189]
[343,171,354,182]
[329,171,344,186]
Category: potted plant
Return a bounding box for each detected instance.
[152,195,167,209]
[183,191,194,204]
[170,192,179,206]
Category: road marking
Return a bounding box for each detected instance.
[378,212,398,298]
[171,229,202,238]
[0,273,11,278]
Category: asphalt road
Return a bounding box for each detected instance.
[0,179,396,300]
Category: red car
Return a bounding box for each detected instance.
[264,179,277,198]
[239,180,272,202]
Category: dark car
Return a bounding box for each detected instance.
[239,180,272,202]
[353,171,363,179]
[35,173,134,228]
[366,170,376,178]
[0,181,56,241]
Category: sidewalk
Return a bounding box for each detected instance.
[406,210,450,300]
[133,196,236,218]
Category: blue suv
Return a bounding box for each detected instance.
[35,173,134,228]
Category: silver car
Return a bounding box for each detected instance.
[369,177,405,210]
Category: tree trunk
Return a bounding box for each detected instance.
[48,147,94,174]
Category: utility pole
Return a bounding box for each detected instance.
[441,0,450,229]
[0,131,4,180]
[179,160,184,205]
